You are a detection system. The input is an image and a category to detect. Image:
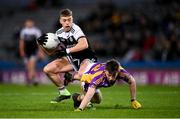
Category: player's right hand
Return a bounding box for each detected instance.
[37,34,48,46]
[131,100,142,109]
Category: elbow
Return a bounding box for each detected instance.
[129,76,136,85]
[84,43,88,49]
[78,38,89,50]
[83,39,89,49]
[80,44,88,50]
[131,79,136,86]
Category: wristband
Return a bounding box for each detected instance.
[66,48,70,54]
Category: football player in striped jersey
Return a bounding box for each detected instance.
[37,8,97,103]
[73,59,141,111]
[19,19,42,86]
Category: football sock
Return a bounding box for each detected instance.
[58,86,71,96]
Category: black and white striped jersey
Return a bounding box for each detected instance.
[20,27,41,56]
[55,23,97,68]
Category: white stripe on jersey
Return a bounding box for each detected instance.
[20,27,41,40]
[55,23,85,41]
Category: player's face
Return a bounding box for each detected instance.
[60,16,73,32]
[105,70,118,81]
[25,20,34,28]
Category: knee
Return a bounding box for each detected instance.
[77,73,82,79]
[94,99,102,104]
[74,72,82,80]
[91,98,102,104]
[77,70,84,78]
[43,65,50,74]
[91,94,102,104]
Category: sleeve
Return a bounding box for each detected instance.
[20,30,25,40]
[89,73,103,88]
[118,67,131,83]
[73,27,85,41]
[35,28,42,38]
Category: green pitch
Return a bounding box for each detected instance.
[0,83,180,118]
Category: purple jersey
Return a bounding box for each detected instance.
[81,62,131,90]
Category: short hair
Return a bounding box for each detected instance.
[105,59,119,75]
[59,8,72,17]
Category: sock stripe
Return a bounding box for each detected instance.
[58,86,65,90]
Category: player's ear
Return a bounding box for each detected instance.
[71,16,73,22]
[59,18,62,24]
[59,17,63,24]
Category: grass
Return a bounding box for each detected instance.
[0,83,180,118]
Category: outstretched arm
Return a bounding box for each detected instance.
[76,87,96,111]
[120,70,141,109]
[128,75,137,101]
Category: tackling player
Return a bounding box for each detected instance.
[37,8,97,103]
[73,59,142,111]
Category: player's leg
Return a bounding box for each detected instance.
[43,57,72,86]
[43,57,73,103]
[72,83,102,109]
[64,71,75,86]
[24,55,35,86]
[73,59,92,80]
[27,56,38,86]
[72,93,82,109]
[24,57,31,86]
[60,59,90,85]
[72,82,87,108]
[63,58,95,86]
[72,90,102,109]
[91,89,102,104]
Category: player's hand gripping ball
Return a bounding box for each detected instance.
[37,33,60,50]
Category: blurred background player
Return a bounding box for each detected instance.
[73,59,141,111]
[37,8,97,103]
[19,19,42,86]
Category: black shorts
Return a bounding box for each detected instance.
[24,40,38,58]
[71,49,97,70]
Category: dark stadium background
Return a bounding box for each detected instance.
[0,0,179,85]
[0,0,179,81]
[0,0,180,118]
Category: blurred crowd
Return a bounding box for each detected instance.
[0,0,180,63]
[77,0,180,62]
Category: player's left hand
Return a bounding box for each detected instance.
[131,100,142,109]
[74,108,83,112]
